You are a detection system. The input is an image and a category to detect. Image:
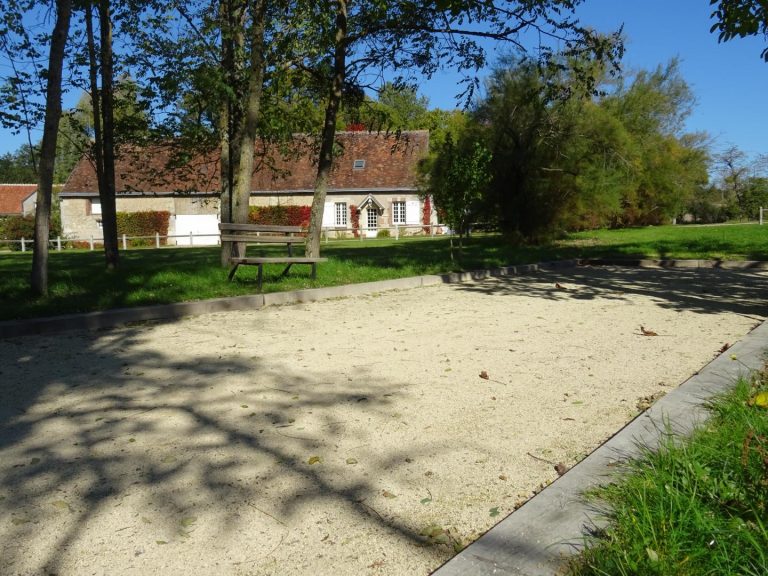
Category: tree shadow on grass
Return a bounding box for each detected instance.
[449,265,768,321]
[0,321,450,574]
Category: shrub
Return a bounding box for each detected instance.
[116,211,171,246]
[249,205,311,227]
[376,229,391,238]
[0,216,36,251]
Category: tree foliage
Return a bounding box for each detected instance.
[710,0,768,61]
[424,56,711,241]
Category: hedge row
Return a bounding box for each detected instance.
[249,205,311,227]
[116,211,171,246]
[0,215,62,251]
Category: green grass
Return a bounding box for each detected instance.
[0,223,766,321]
[569,372,768,576]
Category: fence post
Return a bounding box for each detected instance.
[90,236,94,251]
[761,207,764,226]
[122,234,127,250]
[189,230,193,246]
[56,236,62,251]
[395,225,399,240]
[21,237,26,252]
[156,232,160,248]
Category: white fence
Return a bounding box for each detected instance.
[0,224,450,252]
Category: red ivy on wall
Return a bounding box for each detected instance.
[350,204,360,238]
[422,196,432,234]
[249,205,311,227]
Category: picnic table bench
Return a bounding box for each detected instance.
[219,223,326,289]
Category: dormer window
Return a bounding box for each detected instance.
[353,159,366,170]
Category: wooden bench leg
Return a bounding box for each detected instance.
[227,264,239,281]
[280,263,294,277]
[311,262,317,279]
[257,264,264,290]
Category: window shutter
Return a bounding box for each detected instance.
[322,202,334,227]
[405,200,420,225]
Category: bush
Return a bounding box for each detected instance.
[685,198,728,224]
[0,216,36,251]
[376,229,391,238]
[116,211,171,246]
[249,205,311,227]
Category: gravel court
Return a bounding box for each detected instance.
[1,265,767,576]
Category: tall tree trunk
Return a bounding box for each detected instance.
[219,0,246,266]
[85,1,105,230]
[31,0,72,296]
[230,0,267,258]
[98,0,119,269]
[306,0,347,258]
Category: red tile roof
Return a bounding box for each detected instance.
[61,131,429,196]
[0,184,36,215]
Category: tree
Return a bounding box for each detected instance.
[0,145,38,182]
[303,0,624,257]
[32,0,73,295]
[710,0,768,61]
[422,130,491,255]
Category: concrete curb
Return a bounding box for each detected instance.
[0,260,576,339]
[432,319,768,576]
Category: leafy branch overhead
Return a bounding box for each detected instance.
[710,0,768,61]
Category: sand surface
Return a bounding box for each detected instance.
[1,265,767,576]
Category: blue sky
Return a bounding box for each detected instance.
[422,0,768,160]
[1,0,766,159]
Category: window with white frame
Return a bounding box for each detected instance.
[335,202,347,226]
[91,199,102,215]
[392,201,406,225]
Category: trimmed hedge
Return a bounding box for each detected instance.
[0,215,62,251]
[249,205,311,227]
[116,211,171,247]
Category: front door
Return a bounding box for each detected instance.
[366,207,378,238]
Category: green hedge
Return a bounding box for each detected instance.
[249,205,311,227]
[116,211,171,246]
[0,215,62,251]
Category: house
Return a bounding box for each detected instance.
[59,131,434,245]
[0,184,37,217]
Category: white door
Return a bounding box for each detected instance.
[365,207,378,238]
[174,214,220,246]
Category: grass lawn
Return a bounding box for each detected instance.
[569,371,768,576]
[0,223,766,321]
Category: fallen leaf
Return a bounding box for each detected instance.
[156,540,168,545]
[308,456,321,465]
[646,547,659,562]
[345,458,358,465]
[420,497,432,504]
[52,500,73,512]
[498,474,508,481]
[555,283,567,290]
[489,507,500,517]
[748,391,768,408]
[479,371,489,380]
[180,516,197,527]
[640,326,658,337]
[555,463,569,476]
[30,457,40,465]
[718,343,730,353]
[420,524,445,538]
[382,490,397,499]
[11,517,30,525]
[240,404,249,408]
